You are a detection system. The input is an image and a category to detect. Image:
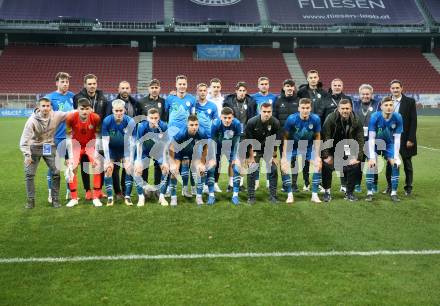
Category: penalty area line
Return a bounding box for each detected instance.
[1,249,440,264]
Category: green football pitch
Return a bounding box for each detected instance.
[0,117,439,305]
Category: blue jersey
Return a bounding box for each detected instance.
[368,112,403,145]
[252,92,277,114]
[136,120,168,153]
[196,100,218,137]
[173,127,209,160]
[102,114,136,152]
[211,118,241,160]
[284,113,321,157]
[45,91,74,140]
[165,94,196,131]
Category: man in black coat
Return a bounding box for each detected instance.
[136,79,167,122]
[73,74,108,199]
[384,80,417,196]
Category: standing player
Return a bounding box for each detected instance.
[65,98,102,207]
[165,75,196,196]
[281,98,322,203]
[245,102,281,205]
[251,77,278,190]
[207,78,224,115]
[101,100,136,206]
[206,107,242,205]
[45,72,74,203]
[366,96,403,202]
[196,83,219,137]
[169,115,209,206]
[134,108,170,207]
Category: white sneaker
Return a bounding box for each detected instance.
[311,194,321,203]
[165,186,171,198]
[93,198,103,207]
[255,180,260,191]
[170,196,177,206]
[286,193,294,204]
[318,185,325,193]
[196,196,204,206]
[214,183,222,193]
[137,195,145,207]
[182,186,192,198]
[159,196,169,207]
[124,196,133,206]
[303,185,310,192]
[48,195,52,204]
[66,198,78,207]
[203,185,209,194]
[191,186,197,196]
[340,186,347,193]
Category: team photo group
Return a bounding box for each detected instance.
[19,69,417,209]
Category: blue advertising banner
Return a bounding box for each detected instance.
[267,0,424,25]
[197,45,240,60]
[0,108,34,117]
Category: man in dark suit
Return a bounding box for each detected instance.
[384,80,417,196]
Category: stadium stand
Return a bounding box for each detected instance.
[0,0,164,23]
[0,45,139,93]
[173,0,260,24]
[152,47,290,93]
[295,47,440,93]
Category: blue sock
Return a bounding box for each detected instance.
[160,174,169,195]
[47,169,52,190]
[232,164,241,193]
[125,174,133,197]
[134,175,144,196]
[181,163,189,188]
[312,172,321,193]
[391,164,400,192]
[366,170,375,192]
[104,176,113,198]
[282,174,292,193]
[170,177,177,197]
[207,168,215,194]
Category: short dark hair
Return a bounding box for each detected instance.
[283,79,295,87]
[77,98,91,108]
[221,107,234,116]
[339,99,352,107]
[148,108,159,115]
[299,98,312,105]
[83,74,97,84]
[306,69,319,77]
[149,79,161,87]
[390,79,402,87]
[176,75,187,82]
[235,81,247,90]
[258,76,269,84]
[210,78,221,85]
[260,102,272,109]
[38,97,51,104]
[188,114,198,122]
[55,72,71,81]
[381,96,393,104]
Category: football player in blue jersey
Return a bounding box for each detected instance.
[134,108,170,207]
[45,72,74,203]
[101,100,136,207]
[281,98,322,203]
[366,96,403,202]
[206,107,242,205]
[251,77,278,191]
[169,115,209,206]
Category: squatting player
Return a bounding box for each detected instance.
[206,107,242,205]
[65,98,102,207]
[134,108,170,207]
[281,98,322,203]
[102,99,136,206]
[366,96,403,202]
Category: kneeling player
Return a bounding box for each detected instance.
[366,96,403,202]
[206,107,242,205]
[134,108,170,207]
[65,98,102,207]
[169,115,209,206]
[102,99,136,206]
[281,98,322,203]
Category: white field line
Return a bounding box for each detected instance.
[1,250,440,264]
[418,145,440,152]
